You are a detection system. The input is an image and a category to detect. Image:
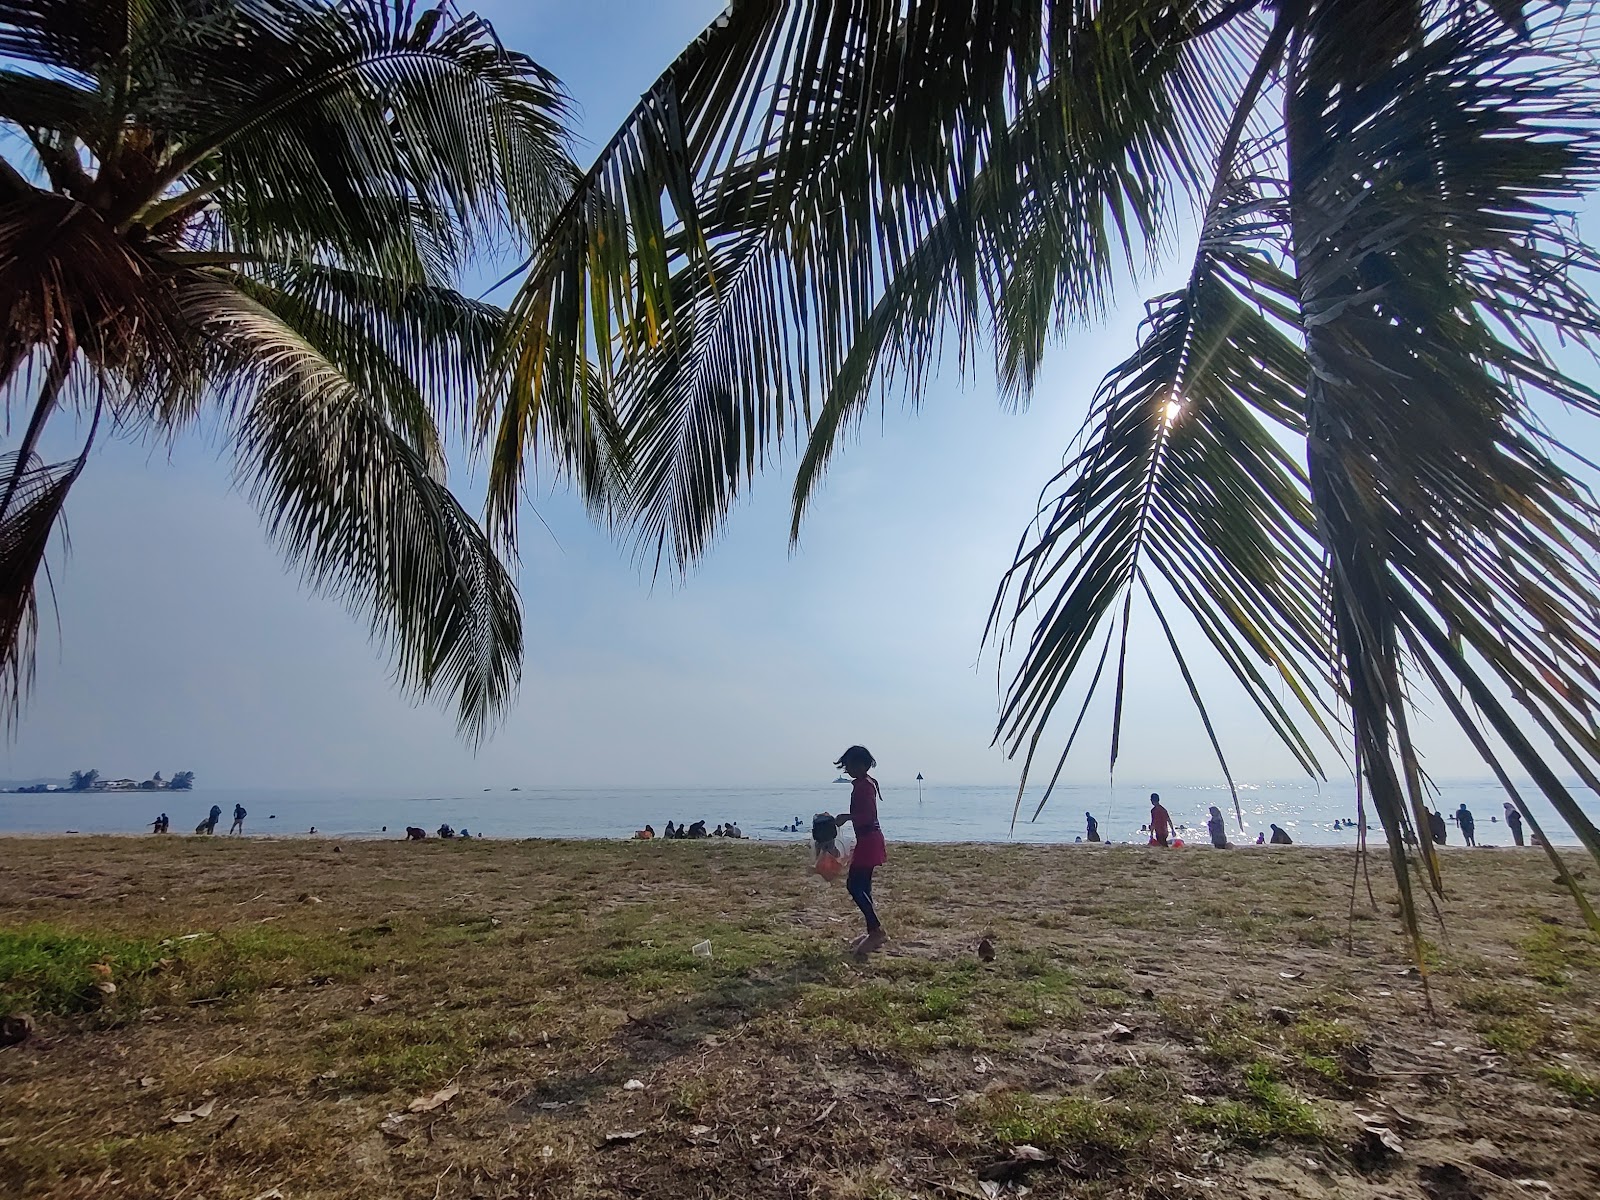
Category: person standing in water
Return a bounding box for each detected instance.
[833,745,889,954]
[1149,793,1173,848]
[1504,802,1525,846]
[1456,803,1476,847]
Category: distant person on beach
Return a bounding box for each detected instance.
[688,820,708,838]
[150,813,168,834]
[229,804,246,835]
[713,824,725,837]
[634,825,655,840]
[1255,832,1265,845]
[1428,809,1447,846]
[1149,794,1173,848]
[1086,812,1100,843]
[437,824,455,839]
[1269,824,1293,845]
[833,745,889,954]
[1207,806,1229,849]
[663,821,676,839]
[405,826,427,840]
[1456,803,1477,847]
[1505,802,1525,846]
[726,821,742,839]
[195,804,222,835]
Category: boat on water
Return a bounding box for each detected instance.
[833,775,850,784]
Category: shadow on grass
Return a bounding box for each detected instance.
[516,948,838,1112]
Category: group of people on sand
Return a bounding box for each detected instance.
[150,803,248,836]
[1424,801,1539,847]
[635,819,743,840]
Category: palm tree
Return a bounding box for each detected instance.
[170,770,195,791]
[68,767,97,791]
[491,0,1600,950]
[0,0,619,738]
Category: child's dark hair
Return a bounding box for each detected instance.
[834,745,876,771]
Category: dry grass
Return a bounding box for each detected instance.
[1,837,1598,1199]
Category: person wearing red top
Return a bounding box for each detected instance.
[834,744,888,953]
[1149,792,1173,848]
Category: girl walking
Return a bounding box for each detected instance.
[834,745,888,953]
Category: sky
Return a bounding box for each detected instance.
[2,1,1596,791]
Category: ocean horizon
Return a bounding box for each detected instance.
[1,777,1594,847]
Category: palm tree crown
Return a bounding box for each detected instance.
[0,0,612,738]
[493,0,1600,946]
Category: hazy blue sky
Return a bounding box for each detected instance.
[3,1,1594,790]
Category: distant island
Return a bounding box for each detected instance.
[4,769,196,794]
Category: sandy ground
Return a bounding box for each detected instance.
[1,836,1597,1199]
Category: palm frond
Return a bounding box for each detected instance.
[494,0,1257,567]
[182,276,523,742]
[167,0,574,276]
[987,152,1336,827]
[1286,1,1600,928]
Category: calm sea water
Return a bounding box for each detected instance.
[1,778,1594,847]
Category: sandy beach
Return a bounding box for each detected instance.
[1,837,1597,1199]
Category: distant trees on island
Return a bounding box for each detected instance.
[5,769,199,794]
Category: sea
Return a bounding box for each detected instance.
[1,777,1596,847]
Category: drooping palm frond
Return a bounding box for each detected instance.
[186,278,522,742]
[987,152,1336,829]
[1286,2,1600,932]
[494,0,1260,568]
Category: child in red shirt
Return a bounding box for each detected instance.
[834,745,888,953]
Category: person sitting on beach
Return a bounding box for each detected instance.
[713,824,725,837]
[1269,823,1293,845]
[437,823,455,839]
[229,803,247,836]
[663,821,676,839]
[1456,803,1476,847]
[726,821,742,839]
[1149,794,1173,848]
[1428,809,1447,846]
[1255,832,1265,845]
[1207,806,1229,849]
[405,826,427,840]
[688,820,708,838]
[1085,812,1100,842]
[634,825,655,840]
[1504,802,1525,846]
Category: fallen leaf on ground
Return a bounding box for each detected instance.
[138,1076,157,1088]
[602,1129,645,1144]
[407,1083,460,1113]
[364,994,387,1006]
[1279,970,1304,980]
[166,1098,217,1125]
[1106,1022,1135,1041]
[378,1113,411,1141]
[623,1079,646,1091]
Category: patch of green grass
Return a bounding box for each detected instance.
[1001,1006,1041,1032]
[1185,1062,1320,1147]
[968,1091,1156,1158]
[319,1010,514,1091]
[918,986,964,1021]
[1456,985,1530,1016]
[1479,1017,1550,1057]
[1518,925,1600,990]
[1539,1066,1600,1108]
[0,926,169,1015]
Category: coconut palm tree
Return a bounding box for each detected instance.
[490,0,1600,948]
[170,770,195,791]
[67,767,97,791]
[0,0,619,738]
